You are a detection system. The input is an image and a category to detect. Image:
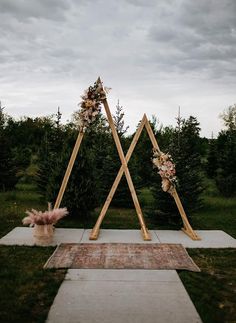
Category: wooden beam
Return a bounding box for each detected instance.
[143,117,201,241]
[54,131,84,209]
[170,188,201,240]
[143,114,161,152]
[90,115,147,240]
[90,81,151,241]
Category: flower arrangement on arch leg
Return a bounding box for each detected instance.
[77,79,111,132]
[152,149,177,193]
[22,207,68,226]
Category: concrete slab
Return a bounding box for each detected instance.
[1,228,235,248]
[155,230,236,248]
[65,268,179,282]
[81,229,160,243]
[0,227,85,246]
[46,269,202,323]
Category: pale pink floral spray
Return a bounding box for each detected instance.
[22,208,68,226]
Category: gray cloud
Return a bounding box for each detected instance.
[148,0,236,78]
[0,0,235,137]
[0,0,70,21]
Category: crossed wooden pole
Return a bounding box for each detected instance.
[54,78,200,241]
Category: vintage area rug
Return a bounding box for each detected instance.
[44,243,200,272]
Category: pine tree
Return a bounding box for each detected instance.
[216,129,236,196]
[113,100,129,137]
[206,137,218,178]
[132,116,161,188]
[214,105,236,196]
[151,116,203,223]
[100,100,136,208]
[0,103,18,190]
[36,112,105,220]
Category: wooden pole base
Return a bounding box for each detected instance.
[141,227,151,241]
[89,228,99,240]
[182,227,201,241]
[89,228,152,241]
[170,188,201,241]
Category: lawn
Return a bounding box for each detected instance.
[0,182,235,322]
[192,195,236,238]
[179,249,236,323]
[0,245,66,323]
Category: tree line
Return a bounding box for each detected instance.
[0,101,235,223]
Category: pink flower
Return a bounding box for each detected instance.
[153,150,177,189]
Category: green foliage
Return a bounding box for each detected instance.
[215,129,236,196]
[0,136,18,191]
[220,103,236,131]
[99,102,136,208]
[113,100,129,137]
[1,97,236,221]
[36,123,98,219]
[205,104,236,197]
[0,105,18,190]
[206,138,218,178]
[151,116,203,223]
[132,116,161,188]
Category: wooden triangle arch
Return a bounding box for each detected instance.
[54,78,200,241]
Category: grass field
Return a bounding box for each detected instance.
[180,249,236,323]
[0,182,235,322]
[0,246,66,323]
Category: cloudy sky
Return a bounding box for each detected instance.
[0,0,236,137]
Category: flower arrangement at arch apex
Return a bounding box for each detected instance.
[77,80,111,131]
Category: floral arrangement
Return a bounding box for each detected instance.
[152,149,177,192]
[77,80,111,131]
[22,207,68,226]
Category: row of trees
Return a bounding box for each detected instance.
[0,100,235,223]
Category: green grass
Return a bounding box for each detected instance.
[190,177,236,238]
[0,183,45,237]
[0,246,66,323]
[0,182,236,322]
[192,195,236,238]
[179,249,236,323]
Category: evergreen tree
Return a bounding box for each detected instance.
[220,104,236,131]
[113,100,129,137]
[213,105,236,196]
[133,116,161,188]
[0,103,18,190]
[206,138,218,178]
[99,100,136,208]
[151,116,203,223]
[216,129,236,196]
[36,112,105,220]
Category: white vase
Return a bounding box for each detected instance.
[33,224,54,246]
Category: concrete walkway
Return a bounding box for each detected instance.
[1,228,235,322]
[0,227,236,248]
[46,269,202,323]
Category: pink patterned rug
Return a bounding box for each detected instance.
[44,243,200,272]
